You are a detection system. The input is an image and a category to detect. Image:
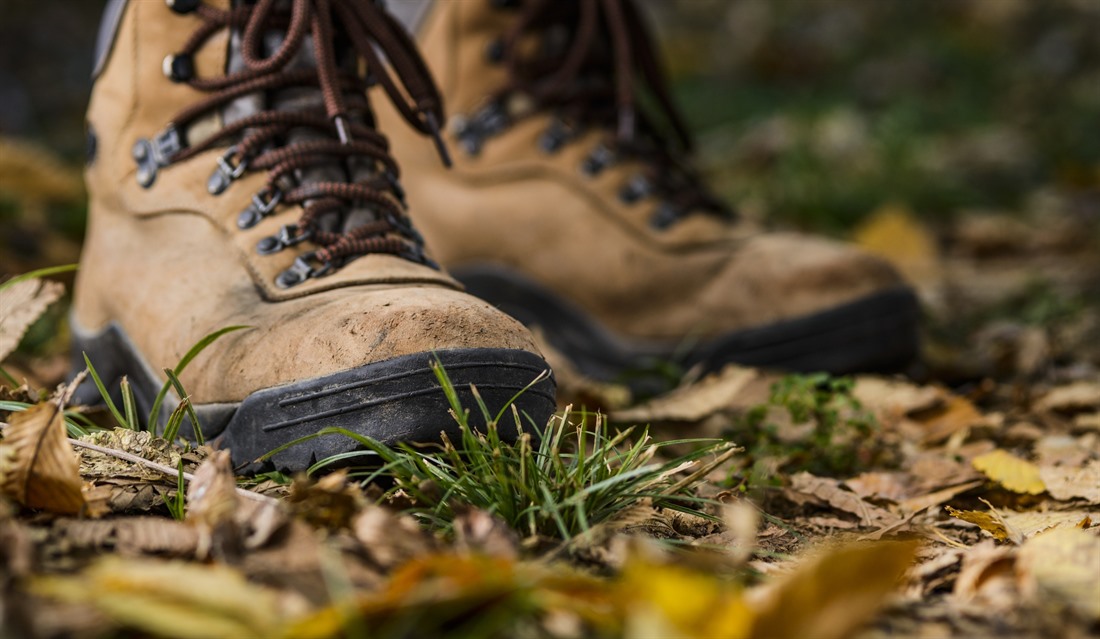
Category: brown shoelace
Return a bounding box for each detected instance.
[140,0,451,287]
[470,0,731,227]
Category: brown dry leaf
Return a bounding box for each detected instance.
[899,479,982,514]
[29,557,284,639]
[613,365,758,424]
[186,449,241,560]
[115,517,199,556]
[851,203,939,284]
[0,402,86,515]
[1000,510,1099,539]
[286,469,366,530]
[748,540,919,639]
[1040,459,1100,503]
[845,471,910,502]
[789,472,900,527]
[1035,381,1100,414]
[972,449,1046,495]
[0,277,64,362]
[453,508,520,560]
[916,395,984,445]
[1017,526,1100,620]
[353,505,437,569]
[852,377,944,418]
[952,540,1019,610]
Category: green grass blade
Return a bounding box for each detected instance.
[164,368,203,445]
[0,365,19,387]
[0,264,79,293]
[148,325,250,430]
[161,401,188,443]
[82,352,128,428]
[120,376,139,431]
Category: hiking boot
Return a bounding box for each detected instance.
[73,0,555,471]
[378,0,920,387]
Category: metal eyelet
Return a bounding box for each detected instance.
[485,38,505,63]
[162,53,195,82]
[165,0,201,14]
[132,125,183,188]
[256,224,312,255]
[539,119,575,155]
[649,202,681,230]
[207,146,249,195]
[618,174,652,205]
[452,102,508,157]
[275,252,333,289]
[236,187,281,229]
[580,144,615,177]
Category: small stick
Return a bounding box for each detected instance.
[68,437,277,506]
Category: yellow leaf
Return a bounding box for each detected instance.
[0,402,86,514]
[620,559,753,639]
[1018,527,1100,620]
[749,541,919,639]
[852,204,938,283]
[973,449,1046,495]
[946,505,1010,541]
[30,557,283,639]
[0,277,64,362]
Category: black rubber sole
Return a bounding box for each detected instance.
[455,265,920,388]
[70,320,556,473]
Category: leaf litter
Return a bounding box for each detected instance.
[1,148,1099,638]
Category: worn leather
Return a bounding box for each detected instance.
[74,0,542,404]
[375,0,909,341]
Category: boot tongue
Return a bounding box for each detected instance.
[222,10,382,235]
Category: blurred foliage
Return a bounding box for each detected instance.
[653,0,1100,230]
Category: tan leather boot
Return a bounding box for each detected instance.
[73,0,555,471]
[378,0,920,386]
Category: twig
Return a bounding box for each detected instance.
[68,437,278,506]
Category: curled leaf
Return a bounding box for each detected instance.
[186,449,241,559]
[749,541,920,639]
[0,402,86,514]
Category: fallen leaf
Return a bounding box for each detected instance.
[748,541,919,639]
[0,402,86,514]
[917,395,984,444]
[952,540,1019,610]
[845,471,910,502]
[621,557,753,639]
[30,557,284,638]
[453,508,520,560]
[946,505,1014,542]
[852,204,939,284]
[1035,381,1100,414]
[286,469,366,530]
[852,377,944,417]
[353,505,437,569]
[972,449,1046,495]
[186,449,241,560]
[613,365,759,424]
[1017,526,1100,620]
[899,479,982,514]
[0,277,64,362]
[789,472,900,527]
[1040,459,1100,503]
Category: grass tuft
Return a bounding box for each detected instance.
[271,359,737,540]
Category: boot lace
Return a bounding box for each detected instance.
[132,0,452,288]
[457,0,733,229]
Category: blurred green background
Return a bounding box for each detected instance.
[2,0,1099,235]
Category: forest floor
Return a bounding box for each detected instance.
[1,134,1098,638]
